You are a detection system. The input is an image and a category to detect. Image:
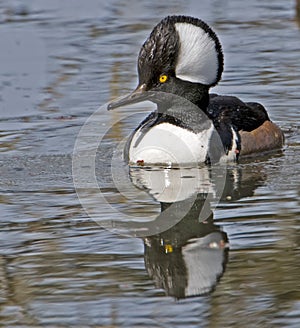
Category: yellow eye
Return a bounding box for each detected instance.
[159,74,168,83]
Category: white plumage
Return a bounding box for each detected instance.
[128,122,215,165]
[175,22,219,85]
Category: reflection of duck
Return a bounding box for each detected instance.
[296,0,300,26]
[129,166,215,203]
[144,196,228,298]
[108,15,284,165]
[129,164,267,298]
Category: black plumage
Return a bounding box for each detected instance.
[208,94,270,132]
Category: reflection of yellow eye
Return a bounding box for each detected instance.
[159,74,168,83]
[164,244,173,253]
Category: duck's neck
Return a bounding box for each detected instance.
[155,83,212,133]
[180,82,210,112]
[156,82,210,115]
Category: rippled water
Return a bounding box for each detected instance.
[0,0,299,327]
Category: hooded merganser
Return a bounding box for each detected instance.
[108,15,284,165]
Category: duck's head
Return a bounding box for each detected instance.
[108,15,223,111]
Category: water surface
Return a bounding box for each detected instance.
[0,0,299,326]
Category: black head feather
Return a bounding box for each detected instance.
[137,15,224,87]
[138,16,179,85]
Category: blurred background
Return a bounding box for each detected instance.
[0,0,299,327]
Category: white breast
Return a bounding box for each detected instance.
[128,122,214,165]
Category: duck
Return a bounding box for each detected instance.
[107,15,284,166]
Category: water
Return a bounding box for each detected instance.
[0,0,299,326]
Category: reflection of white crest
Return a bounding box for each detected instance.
[182,232,227,297]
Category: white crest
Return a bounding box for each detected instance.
[175,22,220,85]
